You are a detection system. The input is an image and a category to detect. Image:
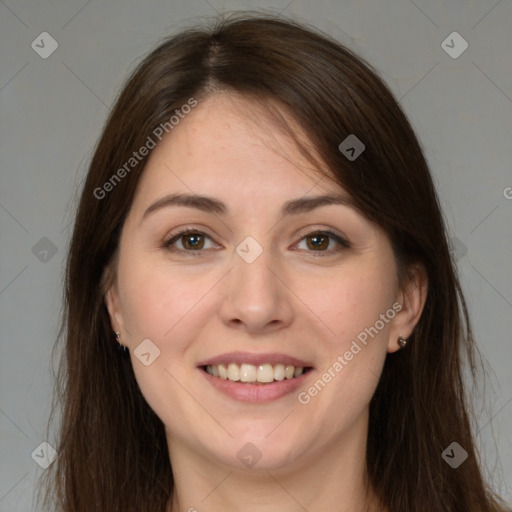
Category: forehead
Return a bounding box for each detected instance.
[134,92,341,204]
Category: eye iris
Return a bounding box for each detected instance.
[183,234,204,250]
[307,234,329,250]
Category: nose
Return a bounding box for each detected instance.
[218,243,294,334]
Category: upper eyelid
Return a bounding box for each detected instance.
[164,227,348,250]
[164,227,217,247]
[294,225,348,242]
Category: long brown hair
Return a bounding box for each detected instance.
[38,13,509,512]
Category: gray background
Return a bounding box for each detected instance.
[1,0,511,510]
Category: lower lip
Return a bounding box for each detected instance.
[200,368,312,403]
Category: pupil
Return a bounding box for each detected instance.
[185,234,203,249]
[308,235,328,250]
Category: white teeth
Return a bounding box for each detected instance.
[285,365,295,379]
[218,364,228,379]
[205,362,307,383]
[273,364,285,381]
[240,363,257,382]
[227,363,240,381]
[257,364,274,383]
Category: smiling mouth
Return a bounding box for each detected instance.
[201,363,313,384]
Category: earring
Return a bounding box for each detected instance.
[398,336,408,349]
[114,331,128,353]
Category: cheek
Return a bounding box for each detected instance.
[115,253,214,427]
[116,248,222,353]
[308,260,396,346]
[299,260,396,413]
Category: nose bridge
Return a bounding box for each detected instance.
[219,237,293,331]
[232,237,279,302]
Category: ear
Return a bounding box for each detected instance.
[387,263,428,354]
[101,253,126,335]
[104,283,125,335]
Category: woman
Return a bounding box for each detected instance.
[38,13,510,512]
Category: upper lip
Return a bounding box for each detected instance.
[197,351,313,368]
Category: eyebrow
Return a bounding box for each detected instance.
[141,192,356,222]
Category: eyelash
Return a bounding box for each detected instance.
[162,227,350,257]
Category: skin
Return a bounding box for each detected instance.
[105,92,428,512]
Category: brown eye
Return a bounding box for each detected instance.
[295,230,350,256]
[163,229,217,253]
[181,233,205,250]
[306,234,330,250]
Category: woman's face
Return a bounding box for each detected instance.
[106,93,419,471]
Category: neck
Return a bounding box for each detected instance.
[166,408,382,512]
